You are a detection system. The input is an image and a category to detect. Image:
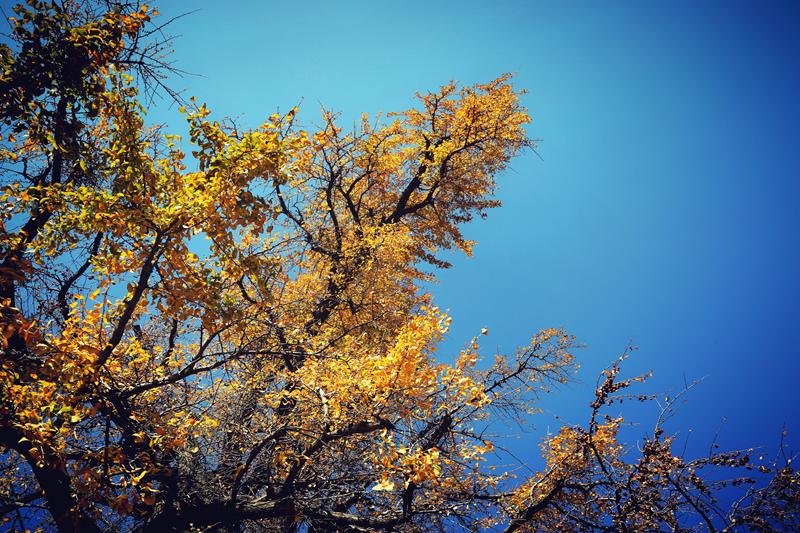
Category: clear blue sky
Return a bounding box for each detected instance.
[153,0,798,464]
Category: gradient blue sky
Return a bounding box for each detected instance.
[151,0,799,463]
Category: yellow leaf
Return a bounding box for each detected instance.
[372,478,395,492]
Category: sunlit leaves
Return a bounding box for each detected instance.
[1,2,796,532]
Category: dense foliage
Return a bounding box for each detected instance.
[1,2,797,531]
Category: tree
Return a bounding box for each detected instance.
[0,2,797,531]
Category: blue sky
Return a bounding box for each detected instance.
[151,0,799,464]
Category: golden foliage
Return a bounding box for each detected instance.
[0,3,796,532]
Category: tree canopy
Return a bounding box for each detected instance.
[1,2,797,531]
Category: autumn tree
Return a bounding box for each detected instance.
[1,2,797,531]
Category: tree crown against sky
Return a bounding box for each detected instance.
[0,2,798,531]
